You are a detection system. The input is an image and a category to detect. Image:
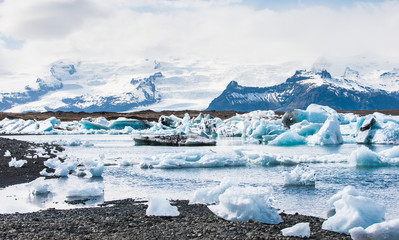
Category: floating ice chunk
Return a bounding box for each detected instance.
[4,150,11,157]
[86,159,104,177]
[372,121,399,144]
[349,147,385,167]
[108,118,151,130]
[291,120,322,137]
[30,177,51,195]
[283,165,315,186]
[38,117,59,132]
[350,218,399,240]
[281,222,311,238]
[66,182,104,197]
[8,158,27,168]
[306,104,340,123]
[380,146,399,158]
[209,187,282,224]
[245,152,280,166]
[322,186,386,234]
[51,138,93,147]
[119,159,133,166]
[269,131,306,146]
[146,197,179,217]
[308,116,343,145]
[190,178,235,204]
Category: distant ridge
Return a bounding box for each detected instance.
[207,69,399,111]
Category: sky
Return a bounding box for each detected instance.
[0,0,398,76]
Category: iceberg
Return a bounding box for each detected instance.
[80,117,151,130]
[350,218,399,240]
[281,222,311,238]
[190,178,235,204]
[146,197,179,217]
[349,147,385,167]
[66,182,104,197]
[208,186,282,224]
[268,131,306,146]
[30,177,52,195]
[308,116,343,145]
[283,165,316,186]
[322,186,386,234]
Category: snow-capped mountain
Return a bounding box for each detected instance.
[1,59,399,113]
[207,69,399,111]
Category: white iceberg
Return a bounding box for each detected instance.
[269,131,306,146]
[30,177,52,195]
[308,116,343,145]
[350,218,399,240]
[86,159,105,177]
[281,222,311,238]
[209,186,282,224]
[146,197,179,217]
[283,165,315,186]
[349,147,385,167]
[66,182,104,197]
[190,178,235,204]
[322,186,386,234]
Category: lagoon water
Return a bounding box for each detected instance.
[1,134,399,220]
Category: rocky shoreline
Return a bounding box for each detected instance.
[0,137,351,239]
[0,199,351,240]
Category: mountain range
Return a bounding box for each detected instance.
[207,68,399,111]
[1,60,399,112]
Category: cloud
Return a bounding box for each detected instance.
[0,0,398,76]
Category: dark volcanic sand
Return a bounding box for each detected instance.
[0,199,351,240]
[0,137,350,239]
[0,137,63,188]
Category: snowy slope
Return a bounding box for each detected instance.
[207,69,399,111]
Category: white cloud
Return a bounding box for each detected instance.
[0,0,398,77]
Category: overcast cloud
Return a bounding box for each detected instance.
[0,0,398,75]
